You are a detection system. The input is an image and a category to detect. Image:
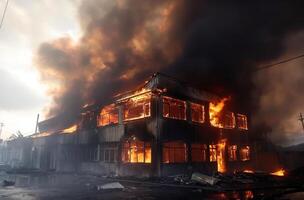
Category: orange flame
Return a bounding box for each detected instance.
[61,124,77,134]
[217,139,227,173]
[209,97,229,128]
[270,169,285,176]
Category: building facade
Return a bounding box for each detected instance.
[29,73,251,177]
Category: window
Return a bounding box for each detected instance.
[240,146,250,161]
[223,111,236,129]
[100,148,117,163]
[93,146,99,161]
[81,147,99,162]
[191,144,207,162]
[124,93,151,121]
[121,140,151,163]
[98,104,118,127]
[190,103,205,123]
[163,141,187,163]
[237,114,248,130]
[228,145,237,161]
[163,97,186,120]
[209,144,217,162]
[80,111,96,129]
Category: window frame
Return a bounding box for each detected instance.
[223,111,236,129]
[121,140,152,164]
[228,145,238,161]
[162,141,187,164]
[123,93,151,122]
[209,144,217,162]
[162,96,187,121]
[190,102,205,124]
[236,114,248,130]
[97,104,119,127]
[100,147,117,163]
[191,144,207,162]
[240,146,250,161]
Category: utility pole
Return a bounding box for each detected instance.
[34,114,39,134]
[0,123,4,139]
[299,113,304,132]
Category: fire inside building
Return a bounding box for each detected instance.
[26,73,251,177]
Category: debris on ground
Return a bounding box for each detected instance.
[191,172,220,186]
[96,182,125,190]
[2,180,15,187]
[170,174,192,185]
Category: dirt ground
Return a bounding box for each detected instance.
[0,173,301,200]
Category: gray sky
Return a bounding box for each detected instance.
[0,0,81,138]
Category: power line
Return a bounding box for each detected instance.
[254,53,304,72]
[0,0,9,30]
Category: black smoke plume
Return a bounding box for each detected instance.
[36,0,304,143]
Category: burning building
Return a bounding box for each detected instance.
[31,73,250,177]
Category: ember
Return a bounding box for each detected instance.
[243,169,254,174]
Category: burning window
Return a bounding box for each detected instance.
[190,102,205,123]
[191,144,207,162]
[121,140,151,163]
[163,96,186,120]
[124,93,151,121]
[240,146,250,161]
[223,112,236,129]
[237,114,248,130]
[98,104,119,127]
[209,144,217,162]
[228,145,237,161]
[163,141,187,163]
[209,98,228,128]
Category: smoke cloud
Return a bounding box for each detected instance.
[253,31,304,145]
[35,0,304,144]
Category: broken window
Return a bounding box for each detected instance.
[228,145,237,161]
[240,146,250,161]
[237,114,248,130]
[209,144,217,162]
[121,140,151,163]
[98,104,118,127]
[190,102,205,123]
[124,93,151,121]
[223,111,236,129]
[191,144,207,162]
[163,141,187,163]
[163,96,186,120]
